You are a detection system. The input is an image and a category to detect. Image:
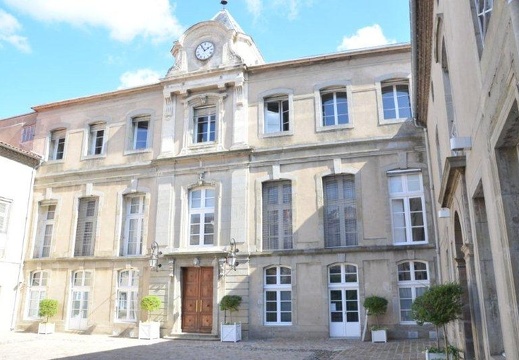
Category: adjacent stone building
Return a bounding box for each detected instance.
[412,0,519,358]
[1,10,437,340]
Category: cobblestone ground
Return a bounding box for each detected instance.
[0,332,436,360]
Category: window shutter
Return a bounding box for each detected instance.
[0,202,8,232]
[74,198,98,256]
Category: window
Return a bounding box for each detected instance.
[475,0,493,42]
[194,107,216,143]
[21,125,35,143]
[26,271,48,319]
[0,200,10,233]
[120,195,145,256]
[189,188,215,246]
[381,80,411,121]
[323,175,357,247]
[262,181,292,250]
[131,116,150,150]
[33,204,56,258]
[388,172,426,244]
[74,198,98,257]
[264,96,289,134]
[321,88,349,126]
[264,266,292,325]
[328,264,360,337]
[49,129,66,160]
[397,261,429,323]
[88,123,105,155]
[116,269,139,321]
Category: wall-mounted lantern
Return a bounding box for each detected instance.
[226,238,239,271]
[148,241,162,271]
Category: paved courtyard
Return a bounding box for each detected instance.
[0,332,436,360]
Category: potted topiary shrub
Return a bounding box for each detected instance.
[411,283,463,360]
[38,299,58,334]
[363,295,388,343]
[138,295,161,339]
[220,294,242,342]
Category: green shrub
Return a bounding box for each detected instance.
[140,295,161,321]
[363,295,388,328]
[220,295,242,323]
[38,299,58,323]
[412,283,463,353]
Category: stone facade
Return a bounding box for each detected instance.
[412,0,519,358]
[1,10,437,340]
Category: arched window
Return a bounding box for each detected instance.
[264,266,292,325]
[381,80,411,121]
[26,271,48,319]
[116,269,139,322]
[397,261,429,323]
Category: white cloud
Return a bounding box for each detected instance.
[118,69,160,90]
[337,24,396,51]
[0,9,31,52]
[4,0,183,43]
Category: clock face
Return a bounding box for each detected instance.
[195,41,215,60]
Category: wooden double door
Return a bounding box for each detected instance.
[182,267,213,333]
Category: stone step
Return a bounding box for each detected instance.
[165,333,220,341]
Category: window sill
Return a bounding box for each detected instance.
[264,323,292,326]
[316,124,353,132]
[393,241,428,246]
[81,154,107,161]
[124,149,152,156]
[379,117,410,125]
[261,131,293,139]
[45,159,65,164]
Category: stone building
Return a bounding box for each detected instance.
[412,0,519,358]
[1,9,437,340]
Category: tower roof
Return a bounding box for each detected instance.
[211,9,244,33]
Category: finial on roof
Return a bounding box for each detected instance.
[221,0,228,7]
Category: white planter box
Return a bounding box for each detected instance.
[138,321,160,340]
[371,329,387,343]
[221,322,241,342]
[38,322,55,334]
[425,350,448,360]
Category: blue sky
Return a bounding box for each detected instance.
[0,0,410,119]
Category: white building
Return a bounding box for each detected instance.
[0,141,40,332]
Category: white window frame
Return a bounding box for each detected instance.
[258,89,294,138]
[188,188,215,246]
[375,76,412,125]
[132,116,150,150]
[315,82,354,132]
[264,266,292,325]
[397,261,430,324]
[0,199,11,233]
[115,269,139,322]
[88,123,106,156]
[262,181,293,250]
[323,174,357,248]
[26,271,48,319]
[474,0,493,44]
[33,204,56,258]
[120,194,145,256]
[388,170,427,245]
[49,129,66,161]
[74,197,98,257]
[193,106,216,144]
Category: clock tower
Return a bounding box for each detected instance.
[166,9,264,76]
